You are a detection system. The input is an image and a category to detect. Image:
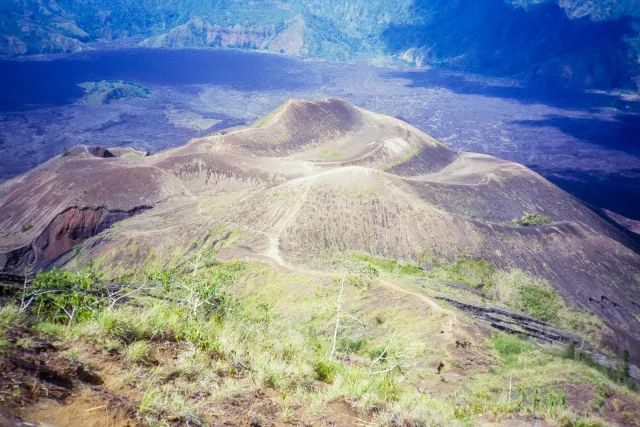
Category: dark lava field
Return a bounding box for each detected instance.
[1,48,639,219]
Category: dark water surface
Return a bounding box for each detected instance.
[0,48,638,218]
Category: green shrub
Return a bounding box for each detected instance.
[146,268,174,288]
[178,319,222,353]
[398,264,423,276]
[563,343,576,359]
[489,269,563,324]
[322,150,342,159]
[94,310,140,344]
[430,259,494,288]
[23,268,105,324]
[0,305,24,352]
[513,214,553,227]
[369,346,388,361]
[313,360,340,383]
[338,338,367,354]
[619,349,631,383]
[376,374,401,402]
[520,283,562,323]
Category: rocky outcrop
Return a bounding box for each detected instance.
[139,15,311,57]
[139,17,276,50]
[267,16,308,56]
[0,206,150,273]
[436,295,640,382]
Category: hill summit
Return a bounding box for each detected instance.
[1,99,639,425]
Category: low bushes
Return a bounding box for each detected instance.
[513,213,553,226]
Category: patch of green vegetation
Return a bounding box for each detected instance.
[313,360,340,383]
[562,342,635,388]
[338,337,367,354]
[4,258,446,423]
[251,103,285,128]
[77,80,151,107]
[383,146,421,171]
[23,268,106,324]
[486,269,564,324]
[513,213,553,227]
[466,209,481,219]
[72,244,82,255]
[350,252,423,276]
[454,384,568,422]
[520,283,563,323]
[125,341,151,364]
[449,331,628,425]
[491,332,539,364]
[428,258,494,289]
[2,249,636,426]
[0,304,23,342]
[321,150,342,159]
[428,258,606,336]
[139,385,206,426]
[352,253,593,333]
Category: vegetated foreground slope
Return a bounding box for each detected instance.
[1,99,639,425]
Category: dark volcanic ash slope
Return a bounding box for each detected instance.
[1,98,639,363]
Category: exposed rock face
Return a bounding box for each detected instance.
[1,206,150,273]
[437,295,640,382]
[140,15,310,57]
[267,16,308,56]
[1,98,639,367]
[140,17,277,50]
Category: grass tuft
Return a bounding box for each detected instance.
[126,341,151,364]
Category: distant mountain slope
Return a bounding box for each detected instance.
[1,0,639,89]
[1,99,639,367]
[384,0,640,88]
[0,0,92,56]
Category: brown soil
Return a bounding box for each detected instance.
[0,327,371,427]
[0,325,137,426]
[561,382,640,427]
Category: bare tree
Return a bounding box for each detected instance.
[329,272,346,362]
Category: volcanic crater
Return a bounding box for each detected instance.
[1,98,639,366]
